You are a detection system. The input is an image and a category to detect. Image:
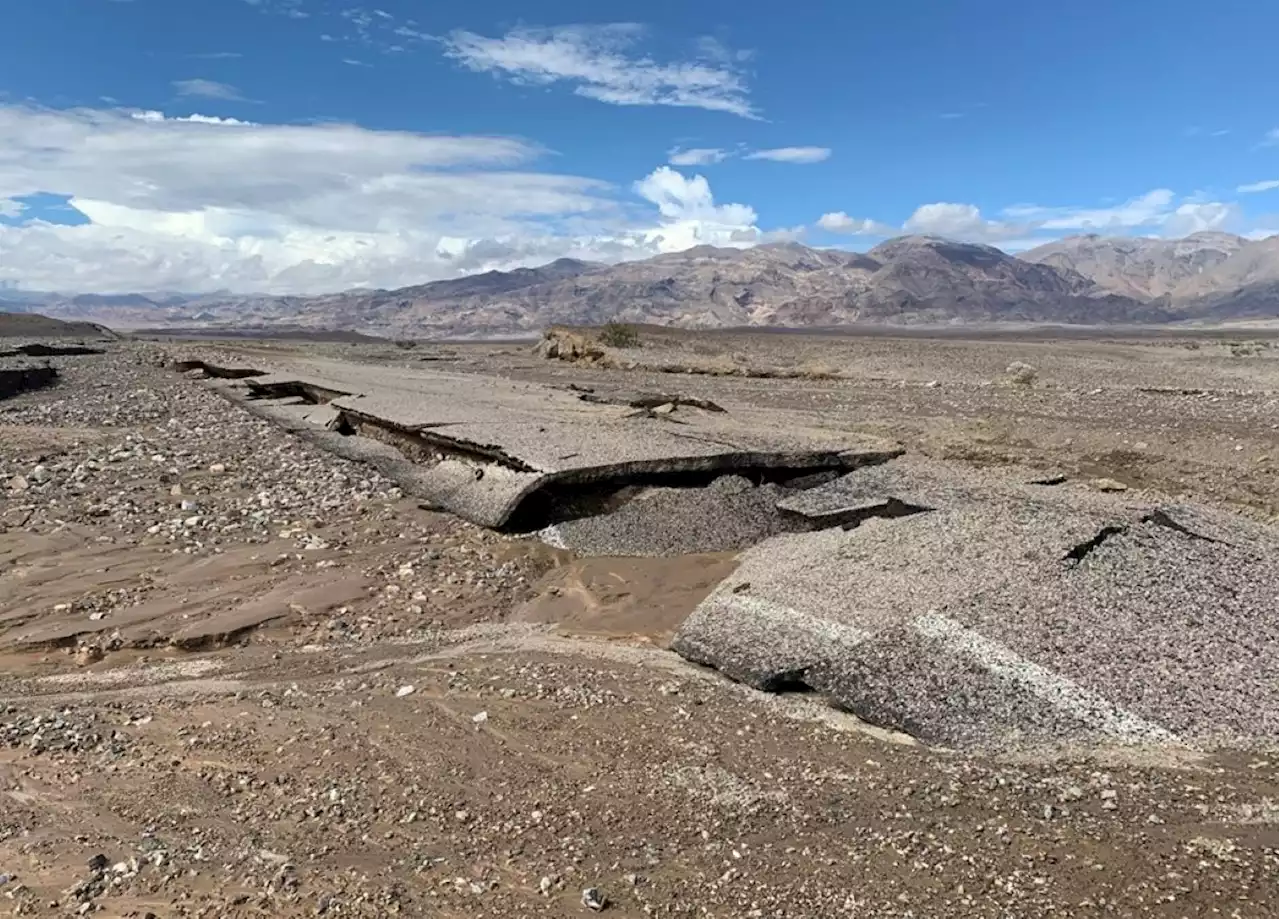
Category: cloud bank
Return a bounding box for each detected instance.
[0,103,763,294]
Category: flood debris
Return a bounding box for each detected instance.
[170,359,267,379]
[576,390,727,413]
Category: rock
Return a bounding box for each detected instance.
[581,887,607,911]
[209,463,227,475]
[74,647,104,667]
[30,464,49,483]
[395,685,415,697]
[471,710,488,724]
[1091,477,1128,493]
[7,475,28,492]
[86,854,108,873]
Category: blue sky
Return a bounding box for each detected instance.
[0,0,1276,293]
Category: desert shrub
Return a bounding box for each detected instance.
[393,338,418,350]
[1004,361,1038,385]
[797,359,839,380]
[598,322,641,349]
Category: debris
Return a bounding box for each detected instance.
[581,887,608,911]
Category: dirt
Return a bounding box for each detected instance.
[514,553,739,642]
[0,335,1275,917]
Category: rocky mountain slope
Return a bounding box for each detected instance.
[1024,232,1279,320]
[1020,231,1251,299]
[8,232,1276,337]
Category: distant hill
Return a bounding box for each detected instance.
[0,311,119,339]
[8,232,1276,338]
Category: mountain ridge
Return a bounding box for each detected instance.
[7,232,1275,338]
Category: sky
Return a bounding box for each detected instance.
[0,0,1277,294]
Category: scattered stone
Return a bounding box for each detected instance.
[1091,477,1128,492]
[581,887,607,911]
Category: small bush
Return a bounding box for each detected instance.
[1004,361,1038,386]
[598,322,641,349]
[393,339,418,350]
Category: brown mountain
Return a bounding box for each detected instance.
[210,237,1166,337]
[14,232,1274,338]
[1020,231,1251,299]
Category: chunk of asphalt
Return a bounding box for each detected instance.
[673,482,1277,752]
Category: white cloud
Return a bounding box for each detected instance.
[172,78,248,101]
[1003,190,1176,231]
[631,166,760,252]
[816,212,894,236]
[1003,189,1251,238]
[667,147,728,166]
[0,198,23,219]
[744,146,831,164]
[441,24,757,118]
[1237,179,1279,193]
[0,103,773,294]
[633,166,754,223]
[902,202,1023,242]
[1162,201,1240,236]
[131,110,257,126]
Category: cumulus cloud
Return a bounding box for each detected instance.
[441,24,757,118]
[816,212,894,235]
[667,147,728,166]
[631,166,759,250]
[172,78,249,101]
[0,103,772,294]
[743,146,831,164]
[902,202,1024,242]
[1237,179,1279,193]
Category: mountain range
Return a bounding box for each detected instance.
[3,231,1275,338]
